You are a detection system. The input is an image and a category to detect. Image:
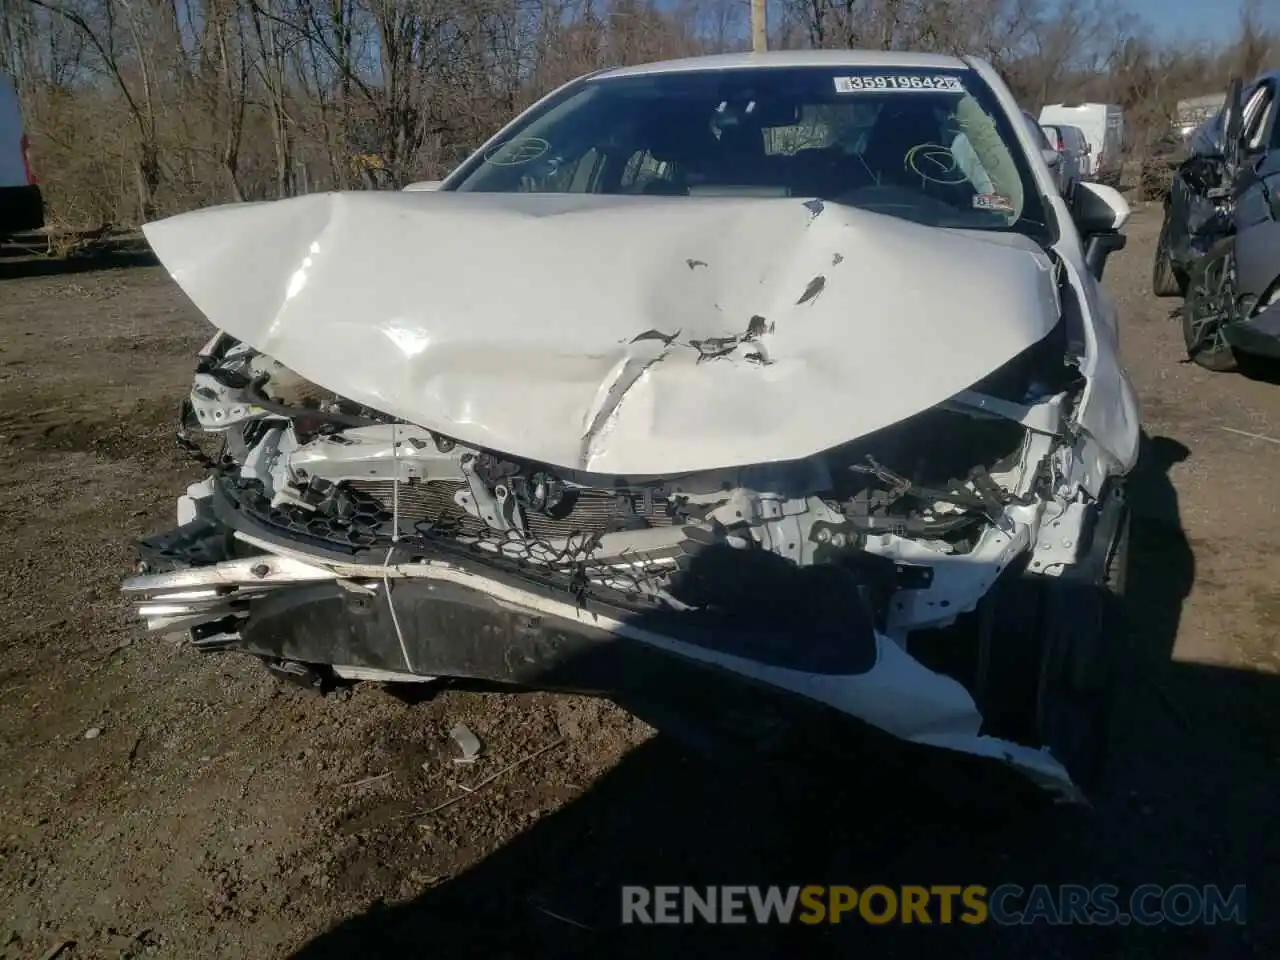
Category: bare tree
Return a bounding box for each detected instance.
[26,0,165,218]
[12,0,1276,228]
[1229,0,1274,82]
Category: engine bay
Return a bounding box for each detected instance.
[167,325,1085,639]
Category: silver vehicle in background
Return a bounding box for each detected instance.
[1039,103,1125,185]
[1041,123,1089,197]
[1021,111,1074,199]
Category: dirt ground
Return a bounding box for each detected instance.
[1,205,1277,959]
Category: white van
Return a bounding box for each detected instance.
[1038,103,1124,185]
[1,74,43,238]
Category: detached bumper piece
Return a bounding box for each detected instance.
[125,540,883,686]
[123,522,1083,803]
[1224,300,1280,360]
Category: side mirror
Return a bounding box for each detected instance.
[1074,181,1130,233]
[1073,181,1130,280]
[1042,148,1062,168]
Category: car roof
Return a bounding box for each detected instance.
[594,50,969,80]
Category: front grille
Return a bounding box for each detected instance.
[219,475,675,606]
[345,479,484,536]
[346,479,679,540]
[230,477,390,548]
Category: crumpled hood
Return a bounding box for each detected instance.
[144,191,1060,475]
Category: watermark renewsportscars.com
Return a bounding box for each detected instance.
[621,884,1247,926]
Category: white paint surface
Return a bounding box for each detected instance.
[144,190,1065,474]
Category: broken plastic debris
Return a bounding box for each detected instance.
[449,723,483,764]
[39,939,76,960]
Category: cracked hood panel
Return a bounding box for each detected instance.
[144,191,1060,474]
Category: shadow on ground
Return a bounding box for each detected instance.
[1236,357,1280,386]
[290,432,1275,958]
[0,235,157,280]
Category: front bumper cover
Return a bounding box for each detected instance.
[123,486,1084,802]
[1224,300,1280,360]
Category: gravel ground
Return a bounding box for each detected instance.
[0,205,1277,959]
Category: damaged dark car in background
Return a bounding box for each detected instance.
[123,53,1140,802]
[1153,71,1280,372]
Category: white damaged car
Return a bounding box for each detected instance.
[124,51,1139,801]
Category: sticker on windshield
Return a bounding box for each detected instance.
[972,192,1014,213]
[833,75,963,93]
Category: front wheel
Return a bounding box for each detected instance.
[1035,507,1129,789]
[1152,221,1187,298]
[977,488,1129,789]
[1182,237,1239,372]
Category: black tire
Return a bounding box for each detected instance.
[1152,221,1187,298]
[977,487,1129,789]
[1182,237,1239,372]
[1036,503,1129,789]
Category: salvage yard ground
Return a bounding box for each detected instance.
[1,205,1278,958]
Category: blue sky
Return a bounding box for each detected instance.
[1119,0,1279,44]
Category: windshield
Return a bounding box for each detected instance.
[447,66,1052,239]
